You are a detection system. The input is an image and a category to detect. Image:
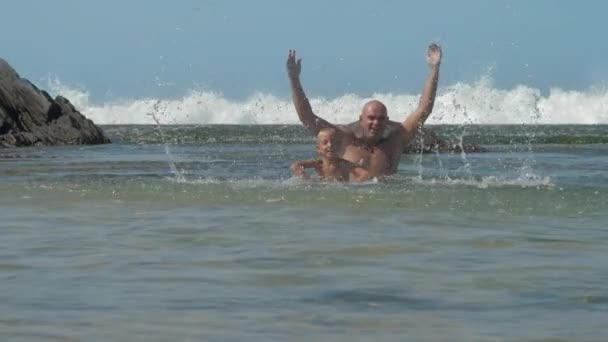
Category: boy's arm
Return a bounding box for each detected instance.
[290,159,322,180]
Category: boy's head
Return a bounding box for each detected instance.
[317,128,339,160]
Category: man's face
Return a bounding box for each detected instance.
[360,106,388,141]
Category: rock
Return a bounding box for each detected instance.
[0,58,110,148]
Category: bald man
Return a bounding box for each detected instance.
[286,43,442,178]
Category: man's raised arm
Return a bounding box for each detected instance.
[287,50,334,135]
[402,43,442,136]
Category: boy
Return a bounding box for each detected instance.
[290,128,369,182]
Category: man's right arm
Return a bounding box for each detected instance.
[287,50,334,135]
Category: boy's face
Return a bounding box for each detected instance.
[317,131,338,160]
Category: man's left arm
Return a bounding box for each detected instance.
[402,43,442,139]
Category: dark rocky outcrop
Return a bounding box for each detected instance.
[0,58,110,148]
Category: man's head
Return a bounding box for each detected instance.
[359,100,388,143]
[316,128,339,160]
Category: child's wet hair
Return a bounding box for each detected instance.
[317,127,337,138]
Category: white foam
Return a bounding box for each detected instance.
[46,77,608,125]
[409,174,554,189]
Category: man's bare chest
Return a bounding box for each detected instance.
[342,143,400,175]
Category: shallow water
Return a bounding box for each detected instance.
[1,125,607,341]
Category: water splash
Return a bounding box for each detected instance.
[414,130,425,180]
[409,174,553,189]
[450,96,475,181]
[147,100,186,182]
[515,89,542,184]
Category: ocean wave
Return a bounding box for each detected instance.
[46,77,608,125]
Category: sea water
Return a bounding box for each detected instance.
[1,124,607,341]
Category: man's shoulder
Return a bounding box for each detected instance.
[335,123,358,140]
[383,121,407,139]
[387,120,405,129]
[337,122,358,134]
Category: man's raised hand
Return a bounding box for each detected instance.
[287,50,302,79]
[426,43,442,67]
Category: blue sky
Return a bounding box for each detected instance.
[1,0,606,101]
